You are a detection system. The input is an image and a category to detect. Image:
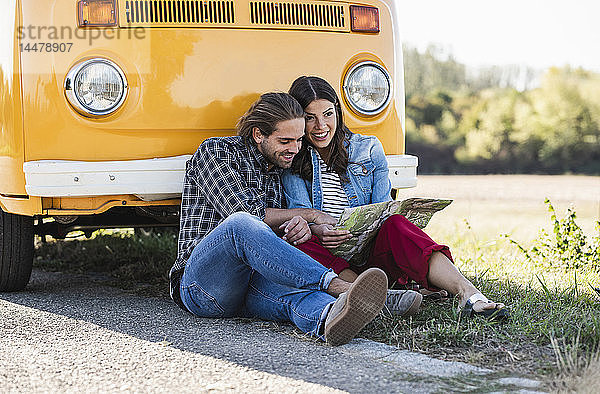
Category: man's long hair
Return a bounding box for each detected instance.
[237,92,304,145]
[288,76,350,182]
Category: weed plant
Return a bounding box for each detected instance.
[506,199,600,272]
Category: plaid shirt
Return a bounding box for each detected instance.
[170,136,285,305]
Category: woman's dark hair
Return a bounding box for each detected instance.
[237,92,304,145]
[288,76,351,182]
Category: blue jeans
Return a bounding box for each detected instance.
[180,212,337,339]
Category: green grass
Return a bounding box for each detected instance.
[357,203,599,387]
[33,199,600,388]
[361,237,600,376]
[35,228,177,296]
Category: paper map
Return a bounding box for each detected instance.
[332,198,453,265]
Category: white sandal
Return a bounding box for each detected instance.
[460,293,509,321]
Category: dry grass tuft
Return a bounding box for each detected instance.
[553,351,600,393]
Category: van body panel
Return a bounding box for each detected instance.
[0,195,42,216]
[19,0,401,163]
[3,0,414,217]
[0,0,27,196]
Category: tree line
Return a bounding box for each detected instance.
[403,45,600,174]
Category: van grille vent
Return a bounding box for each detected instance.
[249,2,345,28]
[124,0,235,24]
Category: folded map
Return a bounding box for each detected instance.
[332,198,453,265]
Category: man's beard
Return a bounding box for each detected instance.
[259,141,293,169]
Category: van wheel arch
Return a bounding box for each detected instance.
[0,207,34,291]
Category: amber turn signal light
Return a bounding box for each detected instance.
[78,0,117,27]
[350,5,379,33]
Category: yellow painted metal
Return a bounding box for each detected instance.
[19,0,400,161]
[0,193,178,216]
[3,0,404,217]
[0,1,26,197]
[0,195,42,216]
[44,195,180,216]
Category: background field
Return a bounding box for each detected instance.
[397,174,599,243]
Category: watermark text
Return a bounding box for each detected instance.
[17,25,146,46]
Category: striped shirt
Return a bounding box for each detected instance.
[317,154,349,219]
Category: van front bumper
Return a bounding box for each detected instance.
[387,155,418,188]
[23,153,418,201]
[23,156,191,202]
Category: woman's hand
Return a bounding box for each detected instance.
[310,224,352,249]
[279,216,312,245]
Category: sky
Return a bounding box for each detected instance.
[396,0,600,72]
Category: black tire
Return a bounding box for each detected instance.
[0,207,34,291]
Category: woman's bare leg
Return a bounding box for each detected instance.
[427,251,504,312]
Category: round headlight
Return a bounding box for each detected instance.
[65,58,128,116]
[343,62,391,115]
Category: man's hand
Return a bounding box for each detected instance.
[311,210,338,226]
[310,224,352,249]
[279,216,312,245]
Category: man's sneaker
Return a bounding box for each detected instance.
[324,268,388,346]
[384,289,422,317]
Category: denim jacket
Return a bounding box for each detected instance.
[282,133,392,211]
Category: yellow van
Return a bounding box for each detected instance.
[0,0,417,291]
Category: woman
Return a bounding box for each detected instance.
[282,76,508,320]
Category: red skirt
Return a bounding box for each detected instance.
[297,214,453,290]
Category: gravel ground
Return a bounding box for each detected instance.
[0,269,543,393]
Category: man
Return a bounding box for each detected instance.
[169,92,387,345]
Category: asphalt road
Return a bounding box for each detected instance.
[0,269,543,393]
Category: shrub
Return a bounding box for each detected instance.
[507,199,600,272]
